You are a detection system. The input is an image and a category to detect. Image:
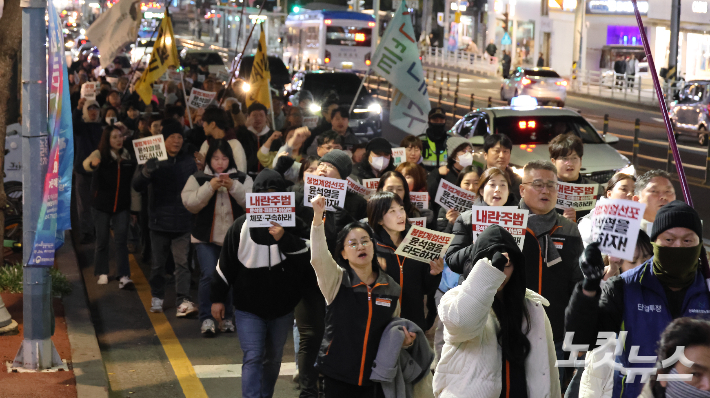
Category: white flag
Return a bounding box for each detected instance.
[86,0,141,69]
[371,1,431,135]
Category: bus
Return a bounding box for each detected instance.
[284,10,376,72]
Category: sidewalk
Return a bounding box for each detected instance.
[0,232,109,398]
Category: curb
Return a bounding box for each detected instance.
[56,231,109,398]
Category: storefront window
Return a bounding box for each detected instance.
[686,33,710,80]
[606,26,642,46]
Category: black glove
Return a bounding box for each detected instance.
[491,252,508,272]
[579,242,605,292]
[143,157,159,177]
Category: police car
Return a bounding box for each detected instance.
[451,96,634,183]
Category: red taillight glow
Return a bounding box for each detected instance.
[369,22,376,27]
[556,81,568,86]
[325,57,330,63]
[325,19,332,25]
[528,121,536,128]
[521,77,532,85]
[287,102,293,106]
[518,121,536,129]
[519,121,526,129]
[354,33,366,42]
[365,60,371,66]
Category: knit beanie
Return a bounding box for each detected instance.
[319,149,352,179]
[366,137,392,155]
[447,136,469,155]
[650,200,703,241]
[161,118,184,142]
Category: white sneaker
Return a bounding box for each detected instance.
[97,275,108,285]
[118,276,134,290]
[176,301,198,318]
[150,297,164,313]
[201,319,216,337]
[220,319,235,333]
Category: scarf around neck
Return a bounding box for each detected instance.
[520,199,561,267]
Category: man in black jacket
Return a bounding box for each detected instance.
[132,119,198,317]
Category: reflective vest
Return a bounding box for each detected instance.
[420,135,448,168]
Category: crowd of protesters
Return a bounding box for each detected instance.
[68,53,710,398]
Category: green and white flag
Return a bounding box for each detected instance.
[371,1,431,135]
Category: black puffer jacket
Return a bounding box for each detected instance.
[132,149,197,233]
[85,149,137,213]
[73,108,103,175]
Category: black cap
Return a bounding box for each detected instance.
[366,137,392,154]
[428,107,445,119]
[650,200,703,241]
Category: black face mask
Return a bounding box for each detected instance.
[427,122,447,141]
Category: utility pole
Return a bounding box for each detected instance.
[572,0,585,84]
[372,0,380,48]
[13,0,61,370]
[668,0,681,82]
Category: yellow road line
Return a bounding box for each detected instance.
[129,255,209,398]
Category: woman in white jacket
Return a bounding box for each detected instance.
[434,224,560,398]
[181,139,253,336]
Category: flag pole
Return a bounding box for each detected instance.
[180,71,194,129]
[349,69,372,114]
[219,0,269,107]
[630,0,710,280]
[122,4,164,96]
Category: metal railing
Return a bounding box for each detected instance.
[421,47,499,76]
[570,70,683,107]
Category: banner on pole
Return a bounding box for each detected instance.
[304,175,347,211]
[135,16,180,105]
[394,226,453,262]
[246,28,272,110]
[591,198,646,261]
[85,0,141,69]
[246,193,296,227]
[132,135,168,165]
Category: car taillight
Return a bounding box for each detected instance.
[522,77,532,85]
[520,144,536,152]
[556,81,568,86]
[354,33,366,42]
[518,121,536,129]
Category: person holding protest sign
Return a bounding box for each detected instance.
[549,134,605,223]
[395,162,428,193]
[352,138,395,182]
[309,194,412,398]
[196,107,248,173]
[434,224,560,398]
[210,169,309,398]
[437,165,483,233]
[377,171,434,228]
[74,98,104,244]
[427,137,475,217]
[639,317,710,397]
[83,125,138,288]
[578,173,636,247]
[482,134,522,200]
[633,170,677,235]
[565,200,709,398]
[367,191,443,332]
[181,139,252,336]
[132,119,198,316]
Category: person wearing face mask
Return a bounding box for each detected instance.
[417,107,451,171]
[368,191,444,333]
[181,139,253,337]
[437,165,483,233]
[640,317,710,398]
[426,137,476,217]
[102,106,120,127]
[73,98,105,243]
[577,173,636,248]
[434,225,560,398]
[565,200,710,398]
[352,138,395,181]
[633,170,677,235]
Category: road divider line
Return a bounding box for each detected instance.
[129,255,209,398]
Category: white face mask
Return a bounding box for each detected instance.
[458,152,474,168]
[371,155,390,172]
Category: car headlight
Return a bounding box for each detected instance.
[80,28,85,35]
[618,164,635,177]
[241,82,250,92]
[309,103,321,113]
[65,41,74,48]
[367,103,382,114]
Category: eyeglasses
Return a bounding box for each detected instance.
[316,162,337,172]
[347,240,371,249]
[522,180,558,191]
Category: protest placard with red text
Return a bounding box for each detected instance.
[434,179,477,213]
[591,198,646,261]
[395,225,454,263]
[472,206,529,250]
[304,175,347,211]
[246,193,296,227]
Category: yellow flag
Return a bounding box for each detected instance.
[246,29,272,109]
[135,16,180,105]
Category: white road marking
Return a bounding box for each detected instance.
[651,117,665,123]
[194,362,299,379]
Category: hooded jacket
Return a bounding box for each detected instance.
[434,225,560,398]
[374,224,442,331]
[73,100,104,175]
[210,169,310,319]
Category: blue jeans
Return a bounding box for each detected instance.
[149,230,191,305]
[234,309,294,398]
[194,243,233,322]
[92,208,130,277]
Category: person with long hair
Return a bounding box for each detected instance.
[367,190,443,332]
[309,194,412,398]
[181,139,253,336]
[83,125,138,287]
[376,171,434,225]
[437,165,483,233]
[434,225,560,397]
[395,162,428,193]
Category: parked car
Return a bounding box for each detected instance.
[237,55,291,94]
[180,49,228,75]
[500,67,568,107]
[451,106,634,183]
[288,71,382,137]
[668,80,710,145]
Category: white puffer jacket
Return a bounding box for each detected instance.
[433,258,561,398]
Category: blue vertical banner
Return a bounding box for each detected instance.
[28,0,75,266]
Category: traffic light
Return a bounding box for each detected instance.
[502,10,509,32]
[292,4,300,12]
